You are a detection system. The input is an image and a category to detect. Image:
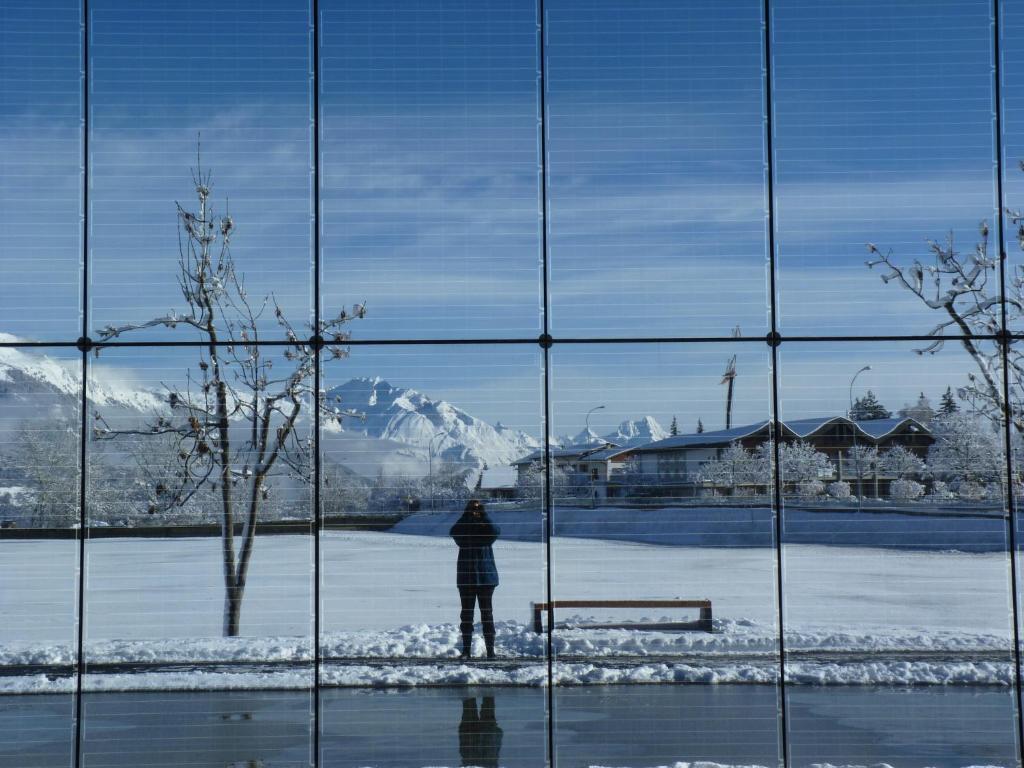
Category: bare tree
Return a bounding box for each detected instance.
[93,155,364,636]
[866,218,1019,432]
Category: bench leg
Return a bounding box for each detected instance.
[699,604,713,632]
[532,602,544,634]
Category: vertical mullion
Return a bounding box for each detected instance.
[537,0,556,765]
[992,0,1024,762]
[762,0,790,764]
[312,1,322,766]
[74,1,89,766]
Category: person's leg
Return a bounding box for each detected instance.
[458,586,476,657]
[479,586,496,658]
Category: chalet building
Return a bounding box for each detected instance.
[511,442,640,502]
[630,416,932,498]
[513,416,933,502]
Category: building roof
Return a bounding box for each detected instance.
[576,445,636,462]
[510,416,931,466]
[781,415,929,441]
[630,421,771,453]
[511,443,616,466]
[479,466,517,489]
[632,415,930,454]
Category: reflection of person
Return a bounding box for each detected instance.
[459,696,503,768]
[450,499,500,659]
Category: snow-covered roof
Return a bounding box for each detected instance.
[479,466,517,489]
[781,416,929,441]
[632,422,771,453]
[511,444,615,466]
[577,446,636,462]
[633,416,931,454]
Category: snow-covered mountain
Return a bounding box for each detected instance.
[564,426,604,447]
[604,416,667,447]
[321,377,539,474]
[0,344,669,481]
[562,417,667,448]
[0,339,164,424]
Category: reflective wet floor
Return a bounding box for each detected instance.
[0,684,1018,768]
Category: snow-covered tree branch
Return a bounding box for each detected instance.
[867,216,1021,433]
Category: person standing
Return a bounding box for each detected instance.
[450,498,500,659]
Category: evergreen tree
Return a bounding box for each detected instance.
[670,416,679,436]
[939,386,959,416]
[696,419,704,434]
[898,392,935,424]
[850,390,891,421]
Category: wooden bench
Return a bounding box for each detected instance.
[530,599,713,634]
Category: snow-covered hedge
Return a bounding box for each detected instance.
[957,481,987,501]
[827,481,851,499]
[890,479,924,500]
[796,480,825,498]
[928,480,955,500]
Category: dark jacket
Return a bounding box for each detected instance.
[450,511,500,588]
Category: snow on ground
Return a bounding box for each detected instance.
[0,528,1018,690]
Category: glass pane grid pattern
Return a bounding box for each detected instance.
[2,1,1024,767]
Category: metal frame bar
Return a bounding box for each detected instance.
[45,2,1024,767]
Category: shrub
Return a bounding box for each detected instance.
[890,479,924,500]
[929,480,955,500]
[827,481,851,499]
[796,480,825,498]
[957,481,987,501]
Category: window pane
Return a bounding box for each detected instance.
[1000,0,1024,334]
[318,343,546,765]
[549,343,781,766]
[83,345,313,764]
[778,340,1019,765]
[81,690,314,768]
[88,0,313,342]
[545,0,769,338]
[772,0,997,336]
[321,688,547,767]
[320,1,542,341]
[0,2,82,340]
[0,346,80,766]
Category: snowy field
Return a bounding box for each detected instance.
[0,515,1018,691]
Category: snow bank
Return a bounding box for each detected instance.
[2,617,1012,668]
[0,617,1013,692]
[9,659,1010,694]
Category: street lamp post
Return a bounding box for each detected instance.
[428,430,446,513]
[585,405,606,445]
[584,405,606,507]
[849,365,871,512]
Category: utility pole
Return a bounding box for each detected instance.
[721,326,741,430]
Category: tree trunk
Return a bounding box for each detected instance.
[224,581,244,637]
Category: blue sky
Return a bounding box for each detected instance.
[0,0,1017,436]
